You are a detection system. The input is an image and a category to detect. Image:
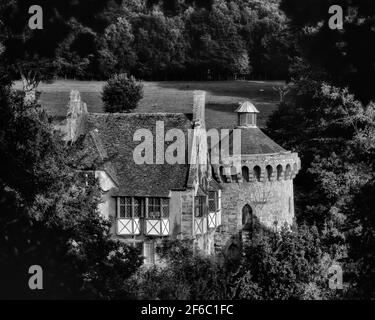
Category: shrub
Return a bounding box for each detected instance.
[124,240,231,300]
[102,73,143,113]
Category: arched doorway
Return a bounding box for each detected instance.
[242,204,253,231]
[227,243,240,262]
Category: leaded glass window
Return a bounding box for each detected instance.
[208,191,217,212]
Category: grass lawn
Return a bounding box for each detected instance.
[13,80,284,129]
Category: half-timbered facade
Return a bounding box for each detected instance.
[63,89,300,264]
[64,90,221,264]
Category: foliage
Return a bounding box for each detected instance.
[268,68,375,226]
[131,11,187,80]
[0,0,293,81]
[0,0,123,94]
[349,177,375,298]
[183,4,250,80]
[281,0,375,103]
[0,85,142,299]
[102,73,143,113]
[267,41,375,299]
[234,225,338,300]
[237,0,294,79]
[54,22,98,80]
[125,226,338,300]
[125,240,231,300]
[97,17,136,78]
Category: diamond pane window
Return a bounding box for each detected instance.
[133,197,145,218]
[208,191,216,213]
[161,198,169,218]
[125,197,132,218]
[118,197,141,218]
[148,198,161,219]
[195,196,206,217]
[119,197,132,218]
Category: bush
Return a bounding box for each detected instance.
[102,74,143,113]
[124,240,231,300]
[235,225,338,300]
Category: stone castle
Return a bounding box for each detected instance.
[63,90,300,264]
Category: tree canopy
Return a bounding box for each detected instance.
[0,85,142,299]
[0,0,123,98]
[281,0,375,103]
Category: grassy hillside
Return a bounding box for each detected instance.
[13,80,284,129]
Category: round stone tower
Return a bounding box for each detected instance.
[212,101,301,254]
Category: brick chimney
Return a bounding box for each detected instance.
[65,90,88,142]
[193,90,206,127]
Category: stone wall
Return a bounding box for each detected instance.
[180,190,194,239]
[215,178,295,255]
[194,229,216,255]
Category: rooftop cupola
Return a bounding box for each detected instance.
[235,101,259,128]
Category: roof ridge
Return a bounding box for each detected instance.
[88,112,192,116]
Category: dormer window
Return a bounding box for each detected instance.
[235,101,259,128]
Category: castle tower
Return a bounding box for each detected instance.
[212,101,301,256]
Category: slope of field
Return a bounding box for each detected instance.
[13,80,284,129]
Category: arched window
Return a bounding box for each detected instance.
[242,166,249,182]
[253,166,261,182]
[276,164,283,180]
[227,243,240,262]
[285,164,291,179]
[242,204,253,231]
[266,165,273,181]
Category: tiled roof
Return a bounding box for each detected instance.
[211,127,286,156]
[68,129,119,186]
[81,113,193,197]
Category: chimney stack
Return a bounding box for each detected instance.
[193,90,206,126]
[66,90,88,142]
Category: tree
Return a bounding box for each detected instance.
[124,226,339,300]
[350,177,375,298]
[234,225,338,300]
[54,22,98,80]
[0,0,123,101]
[125,240,231,300]
[97,17,136,78]
[267,64,374,228]
[237,0,293,80]
[281,0,375,103]
[0,85,142,299]
[266,55,375,298]
[102,74,143,113]
[131,11,187,80]
[184,3,249,80]
[146,0,214,14]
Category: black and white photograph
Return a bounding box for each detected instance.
[0,0,375,307]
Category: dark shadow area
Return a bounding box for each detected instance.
[223,212,280,271]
